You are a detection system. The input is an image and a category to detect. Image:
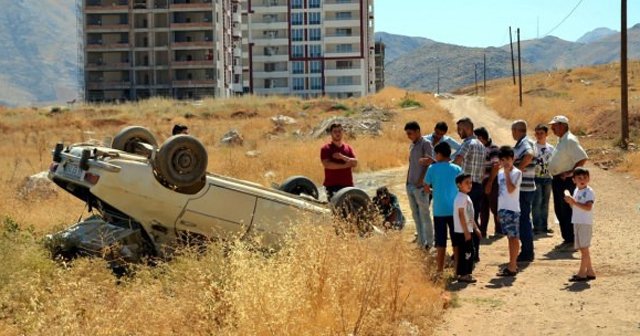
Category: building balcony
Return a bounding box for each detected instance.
[86,24,129,31]
[324,84,363,93]
[252,38,288,46]
[172,80,216,87]
[250,22,287,30]
[86,81,132,90]
[86,43,130,50]
[253,70,289,78]
[324,35,360,44]
[324,19,361,28]
[86,62,131,70]
[254,87,290,95]
[252,54,288,62]
[172,60,215,68]
[325,68,362,77]
[169,3,214,10]
[252,5,287,13]
[171,41,215,49]
[324,51,361,58]
[324,3,360,11]
[169,22,214,30]
[85,5,129,13]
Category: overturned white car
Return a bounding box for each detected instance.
[47,126,374,262]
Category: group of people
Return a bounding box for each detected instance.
[319,115,595,284]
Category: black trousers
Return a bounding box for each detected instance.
[552,175,575,243]
[469,182,483,261]
[453,233,475,276]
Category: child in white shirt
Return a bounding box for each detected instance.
[564,167,596,282]
[496,146,522,277]
[453,174,482,283]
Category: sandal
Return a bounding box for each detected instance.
[458,275,477,283]
[586,275,596,280]
[496,268,517,277]
[569,275,588,282]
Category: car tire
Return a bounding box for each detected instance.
[278,176,319,200]
[330,187,375,234]
[111,126,158,153]
[155,135,208,189]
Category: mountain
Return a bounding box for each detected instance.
[577,27,617,44]
[385,24,640,92]
[0,0,78,107]
[374,32,435,64]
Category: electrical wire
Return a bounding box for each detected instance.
[543,0,585,37]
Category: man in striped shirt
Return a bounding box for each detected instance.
[453,118,485,262]
[512,120,537,262]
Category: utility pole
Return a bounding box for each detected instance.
[517,28,523,107]
[437,66,440,95]
[510,26,516,85]
[483,53,487,95]
[621,0,629,149]
[474,63,478,95]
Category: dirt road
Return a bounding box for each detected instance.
[359,96,640,335]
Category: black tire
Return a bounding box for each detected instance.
[111,126,158,153]
[155,135,208,188]
[330,187,375,234]
[279,176,319,200]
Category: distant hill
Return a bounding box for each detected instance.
[374,32,434,64]
[0,0,78,107]
[384,24,640,92]
[577,27,617,44]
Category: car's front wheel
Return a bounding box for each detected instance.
[154,135,208,190]
[278,176,319,200]
[111,126,158,153]
[330,187,375,234]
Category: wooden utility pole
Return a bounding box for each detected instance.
[483,53,487,94]
[474,63,478,95]
[517,28,523,107]
[621,0,629,149]
[510,26,516,85]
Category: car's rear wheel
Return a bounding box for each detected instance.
[155,135,208,189]
[278,176,319,200]
[111,126,158,153]
[330,187,375,234]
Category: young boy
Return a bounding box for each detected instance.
[452,174,482,283]
[424,142,462,273]
[564,167,596,282]
[532,124,555,235]
[496,146,523,277]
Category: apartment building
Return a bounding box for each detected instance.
[83,0,234,101]
[374,40,384,92]
[234,0,376,98]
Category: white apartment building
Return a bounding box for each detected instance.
[232,0,376,98]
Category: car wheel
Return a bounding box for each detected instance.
[155,135,208,189]
[278,176,319,200]
[330,187,375,234]
[111,126,158,153]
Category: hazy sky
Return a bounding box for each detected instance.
[375,0,640,47]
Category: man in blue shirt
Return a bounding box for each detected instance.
[425,142,462,273]
[424,121,461,152]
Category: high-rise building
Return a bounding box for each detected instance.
[81,0,375,101]
[233,0,376,98]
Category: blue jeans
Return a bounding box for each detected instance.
[406,184,433,248]
[532,178,552,232]
[519,190,535,259]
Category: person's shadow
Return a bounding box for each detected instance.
[542,244,579,260]
[562,282,591,292]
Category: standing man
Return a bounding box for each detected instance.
[532,124,555,235]
[405,121,434,250]
[547,115,588,248]
[512,120,537,262]
[424,121,461,151]
[453,118,485,261]
[474,127,501,238]
[320,123,357,201]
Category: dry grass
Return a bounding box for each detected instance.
[0,88,450,334]
[475,61,640,174]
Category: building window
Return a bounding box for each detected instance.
[264,46,279,56]
[291,0,302,9]
[291,12,303,25]
[263,30,279,39]
[335,11,352,20]
[264,63,276,72]
[309,0,321,8]
[336,44,353,53]
[292,61,304,74]
[291,28,303,41]
[309,28,321,41]
[336,28,352,36]
[293,77,305,91]
[310,61,322,73]
[336,0,351,3]
[309,12,321,24]
[310,77,322,90]
[292,45,304,58]
[337,76,353,85]
[309,44,322,57]
[336,60,353,69]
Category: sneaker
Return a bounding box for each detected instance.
[457,275,477,283]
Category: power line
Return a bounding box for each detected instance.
[543,0,585,37]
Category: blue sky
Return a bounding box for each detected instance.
[375,0,640,47]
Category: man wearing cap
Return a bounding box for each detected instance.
[547,115,588,247]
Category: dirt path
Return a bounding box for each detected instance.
[429,96,640,335]
[354,96,640,335]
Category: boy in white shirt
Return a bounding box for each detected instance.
[564,167,596,282]
[453,174,482,283]
[496,146,522,277]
